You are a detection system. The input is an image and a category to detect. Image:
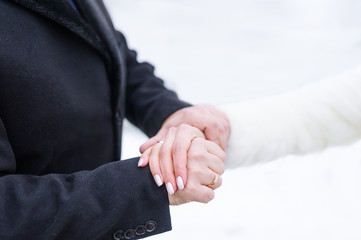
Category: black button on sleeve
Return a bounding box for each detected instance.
[135,225,146,236]
[113,230,125,240]
[145,221,157,232]
[124,229,136,239]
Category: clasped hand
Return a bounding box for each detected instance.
[138,105,230,205]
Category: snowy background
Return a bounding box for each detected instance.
[104,0,361,239]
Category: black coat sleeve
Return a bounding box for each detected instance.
[116,32,192,137]
[0,119,171,240]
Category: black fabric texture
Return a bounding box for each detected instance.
[0,0,190,238]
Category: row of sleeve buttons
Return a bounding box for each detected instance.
[113,220,157,240]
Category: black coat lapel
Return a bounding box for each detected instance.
[11,0,107,57]
[10,0,124,110]
[75,0,126,158]
[76,0,126,110]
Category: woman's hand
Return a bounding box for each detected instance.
[138,124,226,196]
[168,137,225,205]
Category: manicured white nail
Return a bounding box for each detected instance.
[166,182,174,195]
[154,174,163,187]
[176,176,184,190]
[138,158,144,167]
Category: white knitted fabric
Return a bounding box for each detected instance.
[218,66,361,168]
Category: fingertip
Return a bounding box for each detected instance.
[137,157,144,167]
[166,182,175,195]
[163,176,177,193]
[176,176,184,190]
[138,147,152,167]
[138,156,150,167]
[175,168,188,189]
[154,174,163,187]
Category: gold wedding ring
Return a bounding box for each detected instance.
[208,174,219,187]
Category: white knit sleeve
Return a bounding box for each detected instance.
[218,66,361,168]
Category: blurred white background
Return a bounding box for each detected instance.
[104,0,361,239]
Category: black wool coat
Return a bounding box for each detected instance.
[0,0,190,239]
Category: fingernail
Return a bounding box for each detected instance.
[154,174,163,187]
[137,158,144,167]
[176,176,184,190]
[166,182,175,195]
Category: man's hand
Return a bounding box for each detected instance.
[139,104,231,152]
[169,138,224,205]
[168,137,225,205]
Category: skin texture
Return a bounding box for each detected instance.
[168,137,225,205]
[140,104,231,152]
[140,125,205,192]
[139,125,226,204]
[139,104,230,195]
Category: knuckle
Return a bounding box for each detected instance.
[169,126,177,133]
[187,149,203,161]
[220,151,227,162]
[215,120,222,129]
[172,147,181,157]
[220,166,225,175]
[217,163,225,175]
[179,123,188,129]
[189,167,202,177]
[172,144,185,157]
[205,129,217,141]
[159,147,170,160]
[208,119,218,129]
[187,183,197,193]
[149,146,158,159]
[191,137,204,147]
[202,191,215,203]
[215,155,225,172]
[220,123,227,134]
[174,161,187,172]
[179,123,194,133]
